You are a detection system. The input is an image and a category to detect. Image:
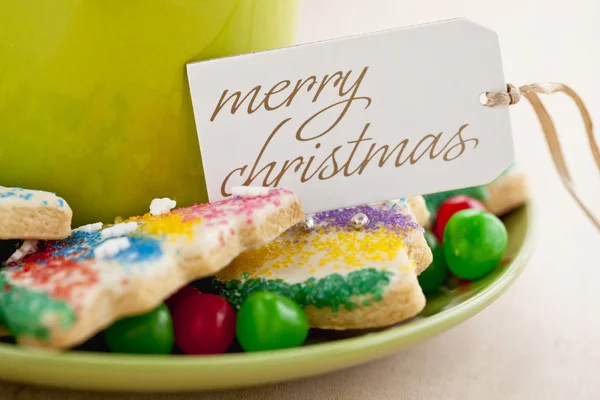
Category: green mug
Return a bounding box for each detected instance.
[0,0,298,226]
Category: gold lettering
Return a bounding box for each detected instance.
[339,67,370,98]
[283,76,318,107]
[343,123,373,176]
[318,146,343,180]
[407,133,444,164]
[269,156,305,186]
[221,166,247,197]
[264,80,292,111]
[215,66,478,192]
[243,118,291,184]
[297,67,372,142]
[312,72,344,102]
[443,124,479,161]
[210,86,262,122]
[359,139,409,173]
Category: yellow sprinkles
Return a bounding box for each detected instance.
[219,222,413,281]
[126,212,199,241]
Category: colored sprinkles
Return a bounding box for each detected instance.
[0,188,297,342]
[315,203,421,233]
[214,268,393,312]
[217,201,422,312]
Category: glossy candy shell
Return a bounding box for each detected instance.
[0,203,534,392]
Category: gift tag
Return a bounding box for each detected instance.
[187,18,513,213]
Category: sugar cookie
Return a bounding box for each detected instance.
[0,188,302,349]
[482,167,528,216]
[423,166,527,226]
[215,197,432,330]
[0,186,72,240]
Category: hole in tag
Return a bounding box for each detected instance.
[478,92,490,106]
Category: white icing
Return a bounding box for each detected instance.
[231,186,270,197]
[166,189,297,262]
[7,240,39,263]
[0,186,70,210]
[101,222,138,240]
[94,237,131,260]
[149,197,176,216]
[74,222,103,233]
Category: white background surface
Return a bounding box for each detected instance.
[2,1,600,398]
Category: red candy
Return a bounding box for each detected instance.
[171,292,236,355]
[434,195,486,243]
[165,285,201,311]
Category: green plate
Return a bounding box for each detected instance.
[0,203,535,392]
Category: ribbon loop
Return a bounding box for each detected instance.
[484,82,600,232]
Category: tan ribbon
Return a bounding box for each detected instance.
[483,83,600,232]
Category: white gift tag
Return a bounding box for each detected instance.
[187,18,513,213]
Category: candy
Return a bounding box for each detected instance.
[165,285,201,311]
[236,292,308,352]
[443,210,508,280]
[104,303,174,354]
[171,293,236,355]
[424,187,488,220]
[433,195,486,243]
[417,231,448,294]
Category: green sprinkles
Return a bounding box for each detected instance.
[213,268,393,312]
[0,274,76,340]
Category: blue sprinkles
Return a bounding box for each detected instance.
[0,192,16,199]
[113,236,164,265]
[12,229,166,275]
[58,198,64,207]
[49,230,104,262]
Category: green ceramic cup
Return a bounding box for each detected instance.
[0,0,298,226]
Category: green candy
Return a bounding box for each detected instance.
[236,292,309,352]
[418,231,448,294]
[443,210,508,280]
[0,274,75,340]
[104,303,174,354]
